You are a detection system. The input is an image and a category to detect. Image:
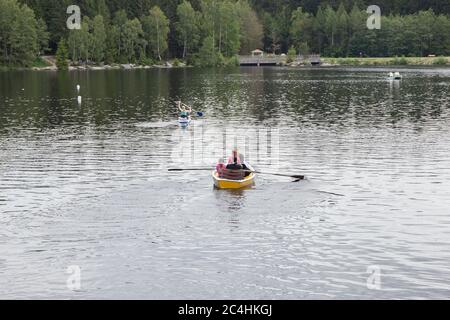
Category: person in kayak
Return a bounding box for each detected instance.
[177,101,192,119]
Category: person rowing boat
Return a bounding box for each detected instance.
[170,151,305,188]
[213,150,256,189]
[171,148,305,185]
[215,149,251,181]
[226,149,242,170]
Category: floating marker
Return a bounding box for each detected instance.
[76,85,80,92]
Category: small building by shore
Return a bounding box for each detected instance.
[251,49,264,57]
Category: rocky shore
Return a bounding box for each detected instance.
[31,56,188,71]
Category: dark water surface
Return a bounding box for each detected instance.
[1,67,449,299]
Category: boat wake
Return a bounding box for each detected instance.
[134,121,176,128]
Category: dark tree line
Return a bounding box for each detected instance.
[253,0,450,55]
[288,4,450,57]
[249,0,450,16]
[1,0,450,67]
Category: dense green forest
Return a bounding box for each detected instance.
[1,0,450,67]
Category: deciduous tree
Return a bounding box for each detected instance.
[142,6,170,60]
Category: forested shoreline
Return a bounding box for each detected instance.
[1,0,450,69]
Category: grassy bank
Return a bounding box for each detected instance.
[32,57,53,68]
[0,57,53,71]
[322,56,450,66]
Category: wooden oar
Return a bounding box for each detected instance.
[252,171,305,181]
[168,168,213,172]
[168,168,305,181]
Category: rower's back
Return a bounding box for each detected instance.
[221,168,245,180]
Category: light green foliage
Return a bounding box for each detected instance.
[142,6,170,60]
[91,15,107,63]
[123,18,143,62]
[287,46,297,63]
[389,56,409,65]
[290,7,313,53]
[68,17,92,64]
[176,1,200,58]
[197,0,242,65]
[313,6,326,53]
[225,55,240,67]
[324,5,337,51]
[218,1,241,57]
[335,3,349,56]
[112,10,129,62]
[236,0,263,54]
[433,57,448,65]
[196,36,221,67]
[263,12,281,54]
[36,18,50,56]
[0,0,42,66]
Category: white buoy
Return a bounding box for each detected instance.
[77,96,82,104]
[76,85,80,92]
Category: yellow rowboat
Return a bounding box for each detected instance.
[212,164,256,189]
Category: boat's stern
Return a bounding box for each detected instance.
[212,171,255,189]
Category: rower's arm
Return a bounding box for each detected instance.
[182,103,192,112]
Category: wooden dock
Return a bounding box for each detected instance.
[239,55,283,66]
[305,54,321,65]
[239,54,321,66]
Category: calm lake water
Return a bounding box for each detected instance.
[1,66,450,299]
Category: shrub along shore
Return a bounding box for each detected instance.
[321,56,450,66]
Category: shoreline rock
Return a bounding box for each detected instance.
[32,66,57,71]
